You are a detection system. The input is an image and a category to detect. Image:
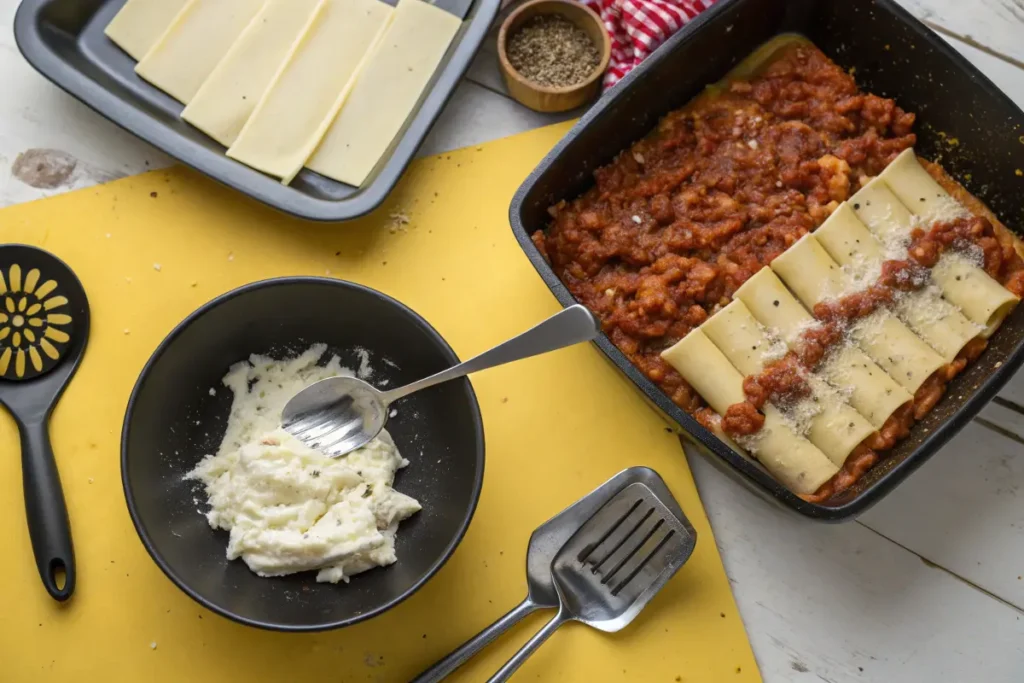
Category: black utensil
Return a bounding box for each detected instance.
[0,245,89,601]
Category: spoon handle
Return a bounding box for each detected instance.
[19,416,75,601]
[486,606,572,683]
[382,305,598,404]
[411,597,541,683]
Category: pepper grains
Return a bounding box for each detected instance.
[506,14,600,88]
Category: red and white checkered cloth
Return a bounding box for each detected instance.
[578,0,721,89]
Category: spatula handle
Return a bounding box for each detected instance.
[412,597,541,682]
[487,606,572,683]
[19,416,75,601]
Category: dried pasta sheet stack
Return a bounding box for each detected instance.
[661,149,1021,501]
[104,0,190,60]
[226,0,394,182]
[181,0,326,148]
[134,0,266,105]
[104,0,463,187]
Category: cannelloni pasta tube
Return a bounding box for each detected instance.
[703,300,875,467]
[734,268,912,429]
[661,329,838,494]
[772,234,945,394]
[865,151,1019,336]
[815,203,982,362]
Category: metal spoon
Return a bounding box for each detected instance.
[282,304,598,458]
[411,468,640,683]
[488,477,697,682]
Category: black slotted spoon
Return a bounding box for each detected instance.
[0,245,89,600]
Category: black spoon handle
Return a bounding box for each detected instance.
[19,417,75,601]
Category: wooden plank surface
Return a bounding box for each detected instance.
[1,0,1024,681]
[894,0,1024,68]
[859,421,1024,608]
[690,453,1024,683]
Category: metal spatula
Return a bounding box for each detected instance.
[412,468,643,682]
[487,480,697,682]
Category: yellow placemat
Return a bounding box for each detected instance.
[0,122,760,682]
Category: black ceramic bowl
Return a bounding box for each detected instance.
[121,278,485,631]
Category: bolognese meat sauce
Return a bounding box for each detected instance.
[533,43,917,413]
[533,41,1021,500]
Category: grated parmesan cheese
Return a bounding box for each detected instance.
[778,380,825,437]
[839,251,883,294]
[896,286,980,333]
[849,310,888,348]
[959,243,985,269]
[935,251,983,282]
[759,326,790,365]
[734,429,766,453]
[917,194,970,226]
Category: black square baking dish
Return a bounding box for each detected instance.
[509,0,1024,520]
[14,0,499,222]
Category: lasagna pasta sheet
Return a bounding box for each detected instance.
[661,329,838,495]
[815,203,982,363]
[848,313,943,393]
[134,0,265,104]
[822,346,910,428]
[226,0,394,182]
[894,288,982,363]
[866,151,1019,336]
[104,0,189,60]
[307,0,462,187]
[758,405,838,496]
[182,0,326,147]
[771,234,944,394]
[700,300,779,377]
[733,268,912,428]
[702,301,875,467]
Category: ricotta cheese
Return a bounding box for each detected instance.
[186,345,421,583]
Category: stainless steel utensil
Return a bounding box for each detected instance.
[411,468,640,683]
[488,478,696,682]
[281,304,598,458]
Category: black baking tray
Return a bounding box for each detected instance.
[509,0,1024,521]
[14,0,500,222]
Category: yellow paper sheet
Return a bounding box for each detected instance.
[0,122,760,682]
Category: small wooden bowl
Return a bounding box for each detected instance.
[498,0,611,113]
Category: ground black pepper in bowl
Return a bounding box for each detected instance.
[506,14,601,88]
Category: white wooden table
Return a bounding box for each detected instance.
[3,1,1024,680]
